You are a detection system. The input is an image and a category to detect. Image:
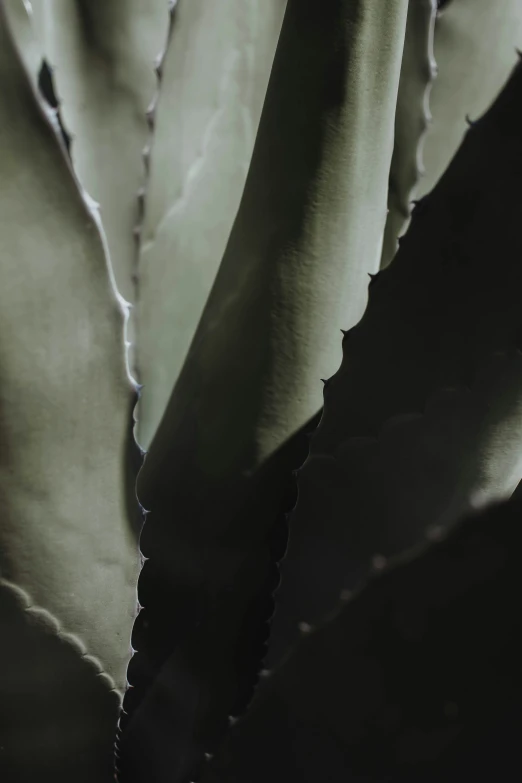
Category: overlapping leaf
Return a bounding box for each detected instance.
[23,0,169,308]
[382,0,522,266]
[0,2,140,777]
[135,0,287,450]
[201,495,522,782]
[381,0,437,268]
[119,1,409,780]
[269,54,522,661]
[420,0,522,198]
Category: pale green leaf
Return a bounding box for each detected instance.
[121,1,409,778]
[0,1,140,775]
[24,0,169,307]
[382,0,522,267]
[420,0,522,197]
[136,0,287,450]
[268,55,522,660]
[381,0,437,268]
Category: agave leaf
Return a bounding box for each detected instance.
[309,54,522,453]
[200,496,522,782]
[138,0,409,507]
[269,353,522,660]
[0,582,121,782]
[3,0,43,84]
[119,0,409,779]
[419,0,522,198]
[22,0,169,306]
[136,0,287,450]
[116,410,321,783]
[0,2,140,776]
[381,0,437,268]
[382,0,522,267]
[268,55,522,661]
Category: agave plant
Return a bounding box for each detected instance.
[1,0,522,781]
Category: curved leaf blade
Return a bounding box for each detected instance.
[0,2,140,774]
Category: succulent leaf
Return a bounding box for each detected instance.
[383,0,522,267]
[268,54,522,661]
[136,0,287,451]
[420,0,522,199]
[0,2,141,775]
[2,0,520,779]
[200,495,522,781]
[381,0,437,268]
[19,0,169,309]
[119,0,409,779]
